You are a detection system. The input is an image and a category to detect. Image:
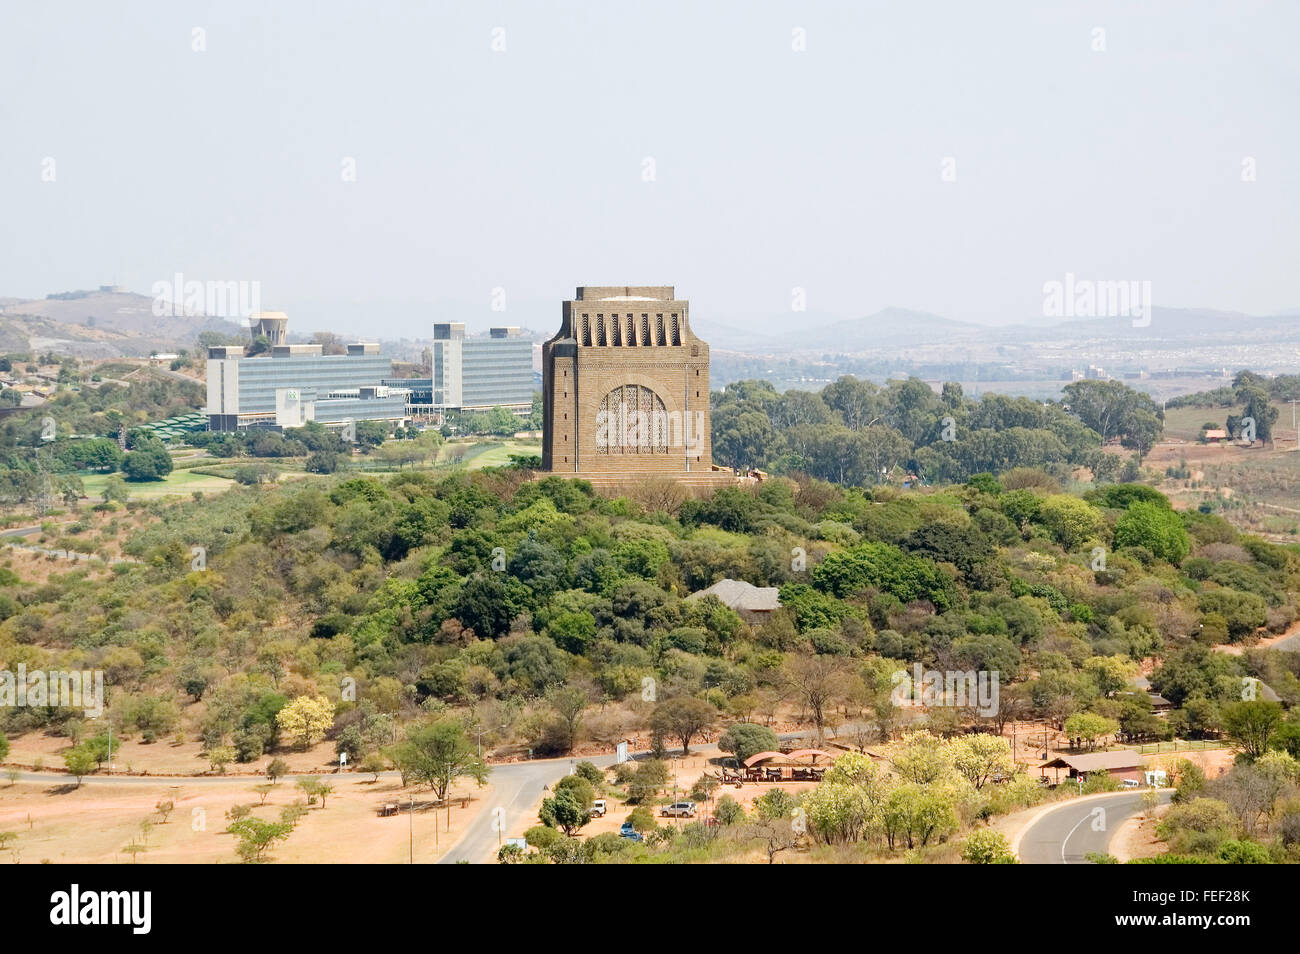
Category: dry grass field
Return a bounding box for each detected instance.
[0,774,491,864]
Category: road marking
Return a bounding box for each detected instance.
[1060,810,1094,864]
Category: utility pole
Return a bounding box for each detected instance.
[409,794,414,864]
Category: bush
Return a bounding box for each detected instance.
[626,805,658,833]
[718,723,780,764]
[714,794,745,826]
[122,444,173,481]
[962,829,1017,864]
[524,825,561,849]
[1217,839,1271,864]
[573,761,605,787]
[1114,501,1190,564]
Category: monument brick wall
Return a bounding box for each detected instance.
[542,286,714,476]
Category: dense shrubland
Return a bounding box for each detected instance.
[709,376,1162,483]
[3,459,1299,789]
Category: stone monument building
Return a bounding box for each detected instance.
[542,286,714,478]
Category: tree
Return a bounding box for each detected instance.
[178,665,212,702]
[649,697,717,756]
[454,573,517,639]
[1037,495,1104,551]
[626,761,669,804]
[389,718,489,802]
[304,450,342,474]
[497,842,525,864]
[573,761,604,787]
[296,776,334,808]
[812,541,955,609]
[892,732,955,785]
[883,783,959,849]
[354,420,388,448]
[718,723,781,764]
[1220,701,1282,760]
[950,734,1014,789]
[64,746,96,785]
[1114,501,1190,564]
[782,654,849,742]
[539,789,589,836]
[1198,590,1267,642]
[1064,713,1120,751]
[1062,380,1163,448]
[276,695,335,749]
[1232,386,1279,446]
[714,794,746,826]
[208,746,235,773]
[750,815,802,863]
[359,752,387,781]
[546,685,589,754]
[122,442,173,481]
[229,817,293,863]
[266,758,289,784]
[84,732,119,768]
[103,474,130,504]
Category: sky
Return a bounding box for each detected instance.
[0,0,1296,339]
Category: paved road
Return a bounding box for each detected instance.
[438,730,814,864]
[1018,789,1173,863]
[437,754,621,865]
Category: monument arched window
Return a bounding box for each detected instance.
[595,384,669,454]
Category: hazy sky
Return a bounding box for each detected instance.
[1,1,1296,339]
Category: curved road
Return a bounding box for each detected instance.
[439,731,810,864]
[436,754,620,865]
[1017,789,1172,863]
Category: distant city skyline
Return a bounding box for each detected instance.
[2,1,1296,340]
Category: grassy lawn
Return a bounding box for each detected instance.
[69,438,543,497]
[79,468,235,500]
[432,438,541,470]
[458,439,541,470]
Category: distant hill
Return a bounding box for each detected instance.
[714,305,1300,355]
[691,317,786,352]
[797,307,980,351]
[989,307,1300,344]
[0,290,247,358]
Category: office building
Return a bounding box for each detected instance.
[428,323,533,417]
[206,340,408,432]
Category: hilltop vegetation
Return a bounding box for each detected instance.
[3,461,1298,786]
[711,375,1161,484]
